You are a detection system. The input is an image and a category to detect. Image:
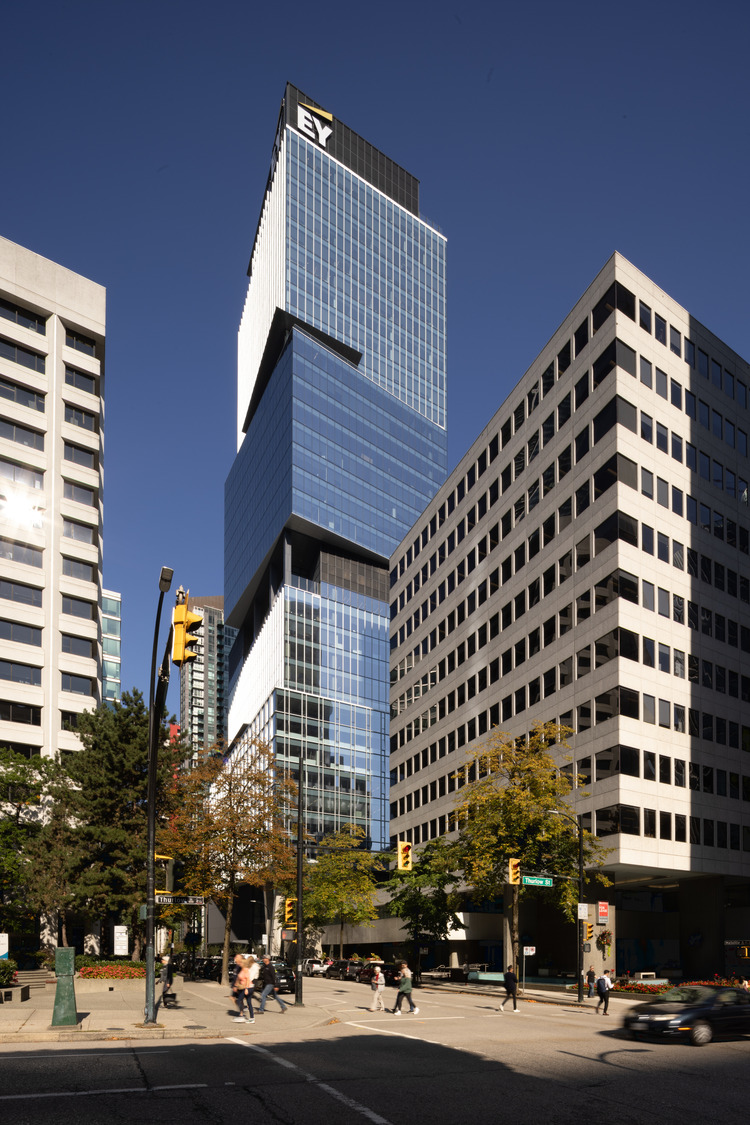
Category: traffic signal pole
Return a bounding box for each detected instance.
[144,566,173,1026]
[295,744,304,1006]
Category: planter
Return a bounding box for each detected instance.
[0,985,30,1003]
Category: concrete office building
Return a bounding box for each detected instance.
[179,595,235,750]
[225,85,447,850]
[389,253,750,978]
[0,236,105,759]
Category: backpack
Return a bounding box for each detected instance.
[596,976,608,997]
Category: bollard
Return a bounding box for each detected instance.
[51,947,78,1027]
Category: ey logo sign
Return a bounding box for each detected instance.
[296,101,333,149]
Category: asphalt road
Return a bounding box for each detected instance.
[2,978,749,1124]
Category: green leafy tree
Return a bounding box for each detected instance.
[305,824,390,958]
[386,837,462,980]
[163,736,297,985]
[63,689,174,958]
[451,721,609,969]
[23,759,81,947]
[0,747,53,935]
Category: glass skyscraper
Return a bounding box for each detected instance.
[224,84,447,849]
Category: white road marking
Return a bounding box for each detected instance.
[0,1084,207,1101]
[227,1037,393,1124]
[345,1021,443,1045]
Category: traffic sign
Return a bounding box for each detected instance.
[522,875,553,887]
[523,946,536,956]
[155,894,205,905]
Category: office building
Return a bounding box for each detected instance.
[0,236,105,759]
[225,84,447,849]
[179,595,235,750]
[101,589,121,702]
[389,253,750,977]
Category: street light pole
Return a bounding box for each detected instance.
[144,565,173,1026]
[294,747,304,1006]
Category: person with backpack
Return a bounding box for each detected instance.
[596,969,613,1015]
[368,964,386,1011]
[392,961,419,1015]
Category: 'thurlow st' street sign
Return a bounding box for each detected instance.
[155,895,205,906]
[522,875,553,887]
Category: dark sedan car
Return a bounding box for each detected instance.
[325,959,362,981]
[358,962,399,986]
[271,960,296,993]
[622,985,750,1045]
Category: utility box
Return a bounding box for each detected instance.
[51,947,77,1027]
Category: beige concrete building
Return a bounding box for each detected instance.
[0,236,105,758]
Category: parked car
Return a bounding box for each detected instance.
[271,960,296,993]
[325,959,362,981]
[302,958,325,976]
[622,985,750,1045]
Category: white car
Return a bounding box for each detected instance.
[302,958,326,976]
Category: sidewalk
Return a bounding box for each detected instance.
[0,975,646,1044]
[0,976,324,1044]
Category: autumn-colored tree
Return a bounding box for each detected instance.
[163,736,296,984]
[451,721,609,969]
[304,824,390,958]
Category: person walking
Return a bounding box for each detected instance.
[232,955,255,1023]
[369,965,386,1011]
[595,969,612,1015]
[500,964,519,1012]
[392,962,419,1015]
[258,954,288,1014]
[586,965,597,999]
[159,956,174,1008]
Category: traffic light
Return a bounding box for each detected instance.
[397,840,412,871]
[586,923,594,941]
[508,858,521,885]
[284,897,297,926]
[172,600,202,666]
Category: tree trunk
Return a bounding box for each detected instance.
[221,882,235,986]
[339,917,344,959]
[60,911,68,948]
[509,885,519,970]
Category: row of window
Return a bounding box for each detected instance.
[0,296,46,335]
[595,806,750,850]
[0,376,98,431]
[578,747,745,796]
[0,620,96,656]
[0,659,94,695]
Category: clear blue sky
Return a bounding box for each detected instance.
[3,0,749,713]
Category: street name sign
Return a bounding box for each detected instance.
[522,875,553,887]
[155,894,205,906]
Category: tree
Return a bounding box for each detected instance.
[163,736,296,985]
[304,824,390,958]
[0,747,53,936]
[23,759,81,947]
[451,721,609,969]
[386,837,462,980]
[62,689,174,958]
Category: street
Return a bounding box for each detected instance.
[1,978,750,1123]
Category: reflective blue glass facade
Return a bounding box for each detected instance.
[225,86,447,849]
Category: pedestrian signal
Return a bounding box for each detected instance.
[172,600,202,666]
[397,840,412,871]
[508,858,521,885]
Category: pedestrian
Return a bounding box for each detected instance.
[258,954,288,1014]
[392,961,419,1015]
[369,964,386,1011]
[595,969,612,1015]
[586,965,597,998]
[232,955,255,1023]
[159,956,173,1008]
[739,976,749,992]
[500,964,519,1012]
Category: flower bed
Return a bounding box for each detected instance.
[77,962,146,980]
[0,960,18,987]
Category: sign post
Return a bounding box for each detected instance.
[522,946,536,993]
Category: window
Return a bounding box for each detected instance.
[0,537,42,568]
[62,596,95,620]
[64,481,96,507]
[0,578,41,608]
[65,367,97,395]
[0,699,41,725]
[0,418,44,451]
[65,329,96,357]
[64,404,97,432]
[0,377,45,412]
[62,672,95,696]
[0,457,43,490]
[0,296,46,334]
[0,659,41,686]
[64,443,96,470]
[0,619,41,646]
[0,336,45,373]
[63,519,95,545]
[62,557,94,582]
[61,634,94,658]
